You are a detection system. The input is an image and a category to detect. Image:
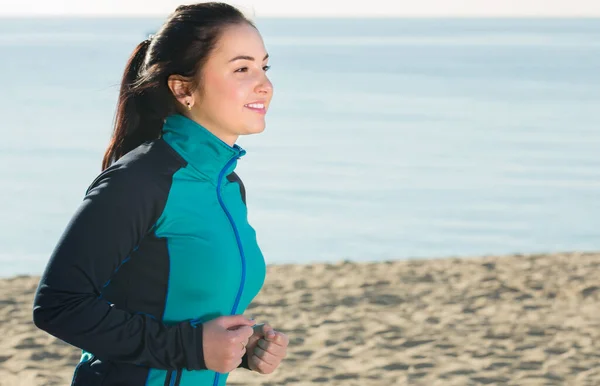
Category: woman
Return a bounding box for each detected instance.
[32,3,288,386]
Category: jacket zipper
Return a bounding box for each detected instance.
[178,155,246,386]
[212,155,248,386]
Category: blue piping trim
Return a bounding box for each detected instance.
[97,253,134,298]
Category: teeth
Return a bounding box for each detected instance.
[246,103,264,109]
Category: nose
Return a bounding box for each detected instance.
[255,74,273,95]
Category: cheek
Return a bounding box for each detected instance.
[210,76,247,107]
[202,75,238,109]
[227,80,251,106]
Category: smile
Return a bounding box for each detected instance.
[244,103,267,114]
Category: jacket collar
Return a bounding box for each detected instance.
[161,114,245,181]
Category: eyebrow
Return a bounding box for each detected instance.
[229,53,269,62]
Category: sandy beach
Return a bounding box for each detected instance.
[1,251,599,385]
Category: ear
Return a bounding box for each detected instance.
[167,75,194,110]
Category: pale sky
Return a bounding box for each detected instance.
[0,0,599,17]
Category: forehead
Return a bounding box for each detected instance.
[212,23,267,58]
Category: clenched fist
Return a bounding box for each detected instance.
[201,315,254,373]
[244,322,289,374]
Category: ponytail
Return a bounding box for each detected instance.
[102,39,169,171]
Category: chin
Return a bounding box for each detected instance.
[241,124,266,136]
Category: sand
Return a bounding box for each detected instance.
[1,251,600,385]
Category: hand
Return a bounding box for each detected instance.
[246,323,289,374]
[202,315,254,374]
[244,322,267,358]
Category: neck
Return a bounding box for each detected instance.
[161,114,246,183]
[182,111,239,147]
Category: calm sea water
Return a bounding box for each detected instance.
[0,18,599,277]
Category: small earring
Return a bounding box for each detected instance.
[186,101,192,111]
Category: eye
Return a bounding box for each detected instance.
[234,67,248,73]
[263,65,271,72]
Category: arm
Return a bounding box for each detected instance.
[32,165,206,371]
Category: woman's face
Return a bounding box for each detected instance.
[193,23,273,146]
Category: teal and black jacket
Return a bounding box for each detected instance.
[32,114,267,386]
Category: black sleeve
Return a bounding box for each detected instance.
[32,164,207,371]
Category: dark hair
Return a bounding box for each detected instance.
[102,2,255,170]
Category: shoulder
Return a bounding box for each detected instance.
[85,139,187,201]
